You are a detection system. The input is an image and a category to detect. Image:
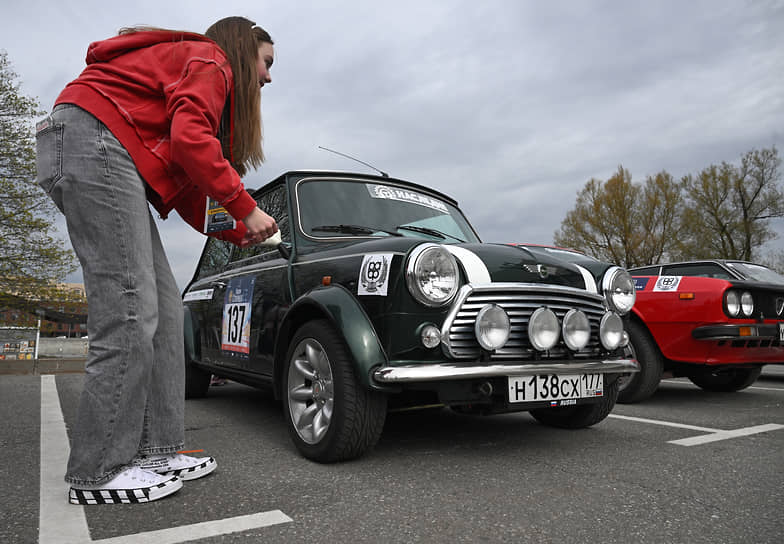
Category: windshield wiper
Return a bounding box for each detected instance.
[311,224,403,237]
[396,224,465,243]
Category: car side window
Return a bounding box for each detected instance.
[661,263,732,279]
[631,266,659,276]
[230,184,290,264]
[195,237,233,280]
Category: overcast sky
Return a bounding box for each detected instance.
[3,0,783,289]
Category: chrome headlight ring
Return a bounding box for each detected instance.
[405,243,460,307]
[602,266,636,315]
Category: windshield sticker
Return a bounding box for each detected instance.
[221,276,255,358]
[633,277,649,291]
[653,276,681,292]
[358,253,392,296]
[183,288,214,302]
[366,184,448,214]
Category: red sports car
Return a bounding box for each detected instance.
[622,260,784,402]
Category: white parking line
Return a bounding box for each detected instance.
[608,413,784,447]
[39,375,292,544]
[40,375,90,543]
[608,414,719,432]
[668,424,784,447]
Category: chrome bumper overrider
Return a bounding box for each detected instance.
[373,358,640,384]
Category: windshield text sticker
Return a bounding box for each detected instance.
[366,184,448,214]
[358,253,392,296]
[653,276,681,292]
[221,276,255,358]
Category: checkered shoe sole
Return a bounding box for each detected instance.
[68,477,182,505]
[156,457,217,481]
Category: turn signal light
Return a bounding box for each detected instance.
[738,326,755,337]
[679,293,695,300]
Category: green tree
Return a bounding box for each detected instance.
[678,147,783,261]
[554,166,684,268]
[0,50,77,311]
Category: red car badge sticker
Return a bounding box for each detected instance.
[653,276,682,292]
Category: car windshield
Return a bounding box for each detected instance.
[296,178,480,243]
[725,262,784,284]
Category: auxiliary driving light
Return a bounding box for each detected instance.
[562,309,590,351]
[420,324,442,349]
[599,312,624,350]
[474,304,511,351]
[528,307,559,351]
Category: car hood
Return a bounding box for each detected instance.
[446,243,589,290]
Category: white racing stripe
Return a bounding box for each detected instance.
[573,264,598,294]
[445,246,491,284]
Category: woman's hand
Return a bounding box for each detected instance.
[241,207,278,246]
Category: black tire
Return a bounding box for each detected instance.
[688,366,762,392]
[282,319,387,462]
[617,321,663,404]
[530,377,619,429]
[184,344,210,399]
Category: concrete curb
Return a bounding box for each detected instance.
[0,358,86,375]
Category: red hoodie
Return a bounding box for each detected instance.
[56,30,257,245]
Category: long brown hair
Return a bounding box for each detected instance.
[119,18,273,176]
[206,17,273,176]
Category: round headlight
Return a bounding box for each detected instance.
[528,307,559,351]
[406,244,459,307]
[725,290,740,317]
[599,312,624,350]
[603,267,636,315]
[740,291,754,317]
[475,304,511,351]
[562,309,590,351]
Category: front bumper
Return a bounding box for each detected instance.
[692,323,784,342]
[373,358,639,384]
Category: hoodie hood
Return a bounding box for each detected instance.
[85,31,215,64]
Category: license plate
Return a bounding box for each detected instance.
[780,323,784,342]
[507,374,604,404]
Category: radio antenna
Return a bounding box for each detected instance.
[318,146,389,177]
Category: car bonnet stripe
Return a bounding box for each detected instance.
[445,246,492,284]
[574,264,598,294]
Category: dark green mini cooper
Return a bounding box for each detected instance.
[182,171,639,462]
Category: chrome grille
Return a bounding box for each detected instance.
[442,283,607,360]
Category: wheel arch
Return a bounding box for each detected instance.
[628,309,671,370]
[274,284,389,398]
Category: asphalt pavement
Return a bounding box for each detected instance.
[1,367,783,544]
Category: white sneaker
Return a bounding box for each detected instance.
[134,453,217,481]
[69,466,181,505]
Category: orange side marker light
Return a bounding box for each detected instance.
[679,292,695,300]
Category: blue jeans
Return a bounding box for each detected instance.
[36,104,185,485]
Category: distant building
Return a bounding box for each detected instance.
[0,283,88,338]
